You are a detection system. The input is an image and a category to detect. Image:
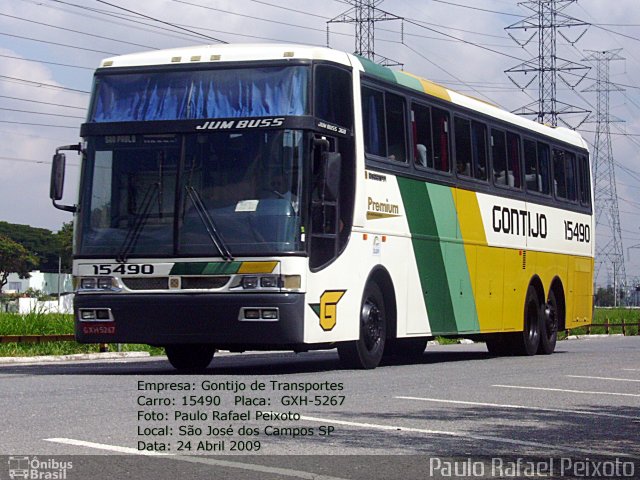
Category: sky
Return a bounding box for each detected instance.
[0,0,639,286]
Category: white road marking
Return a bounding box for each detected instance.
[44,438,348,480]
[623,369,640,372]
[297,415,632,458]
[395,396,640,420]
[493,385,640,397]
[566,375,640,383]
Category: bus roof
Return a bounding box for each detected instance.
[98,43,588,150]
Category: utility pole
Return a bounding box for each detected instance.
[583,49,626,303]
[505,0,590,127]
[327,0,403,67]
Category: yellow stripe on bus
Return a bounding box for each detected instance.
[237,261,278,274]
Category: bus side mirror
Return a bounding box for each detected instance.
[321,152,341,202]
[50,153,66,201]
[50,144,80,213]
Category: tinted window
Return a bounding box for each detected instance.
[579,155,591,206]
[432,108,450,172]
[455,117,472,177]
[412,103,433,168]
[362,87,386,157]
[455,116,487,181]
[386,92,406,162]
[314,65,352,129]
[506,132,522,189]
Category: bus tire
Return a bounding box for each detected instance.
[338,282,386,369]
[538,289,558,354]
[512,285,541,356]
[165,344,215,371]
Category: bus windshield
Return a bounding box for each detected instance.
[90,66,309,122]
[78,130,305,258]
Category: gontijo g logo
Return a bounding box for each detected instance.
[310,290,346,331]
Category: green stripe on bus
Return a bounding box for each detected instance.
[170,262,241,275]
[392,71,424,92]
[427,184,479,333]
[397,177,457,333]
[358,56,397,83]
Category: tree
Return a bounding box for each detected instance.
[55,221,74,271]
[0,235,38,292]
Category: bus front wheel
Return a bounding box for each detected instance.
[165,344,215,371]
[338,282,386,369]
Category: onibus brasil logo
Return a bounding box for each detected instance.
[8,456,73,479]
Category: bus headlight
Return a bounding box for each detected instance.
[77,276,121,292]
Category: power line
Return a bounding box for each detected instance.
[0,107,84,119]
[0,12,158,50]
[0,31,119,55]
[0,120,79,129]
[0,75,90,94]
[0,53,93,71]
[0,95,85,111]
[93,0,228,44]
[430,0,526,18]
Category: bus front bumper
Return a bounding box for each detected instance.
[74,292,305,347]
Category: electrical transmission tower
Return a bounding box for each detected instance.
[505,0,590,127]
[582,49,626,302]
[327,0,403,66]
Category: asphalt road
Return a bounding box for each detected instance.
[0,337,638,479]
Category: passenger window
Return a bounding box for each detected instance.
[579,155,591,207]
[432,108,450,172]
[491,129,507,185]
[412,103,433,168]
[361,87,386,157]
[553,149,568,199]
[454,117,472,177]
[538,142,551,195]
[361,86,406,162]
[524,139,550,195]
[385,92,406,162]
[566,151,577,201]
[506,132,522,189]
[455,116,487,181]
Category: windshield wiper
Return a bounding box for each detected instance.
[185,185,234,262]
[116,183,158,263]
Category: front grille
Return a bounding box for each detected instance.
[122,277,169,290]
[181,276,230,289]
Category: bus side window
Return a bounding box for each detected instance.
[506,132,522,189]
[385,92,407,162]
[491,128,507,185]
[553,148,567,199]
[361,86,386,157]
[524,139,539,192]
[432,108,450,172]
[537,142,551,195]
[579,154,591,207]
[412,103,433,168]
[565,151,577,202]
[471,121,488,181]
[454,116,472,177]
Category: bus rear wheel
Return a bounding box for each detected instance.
[165,344,215,371]
[512,285,541,356]
[538,289,558,354]
[338,282,386,369]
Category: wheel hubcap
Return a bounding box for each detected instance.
[361,298,382,351]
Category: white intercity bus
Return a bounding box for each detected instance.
[50,44,594,371]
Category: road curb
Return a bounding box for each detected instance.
[565,334,625,340]
[0,351,151,365]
